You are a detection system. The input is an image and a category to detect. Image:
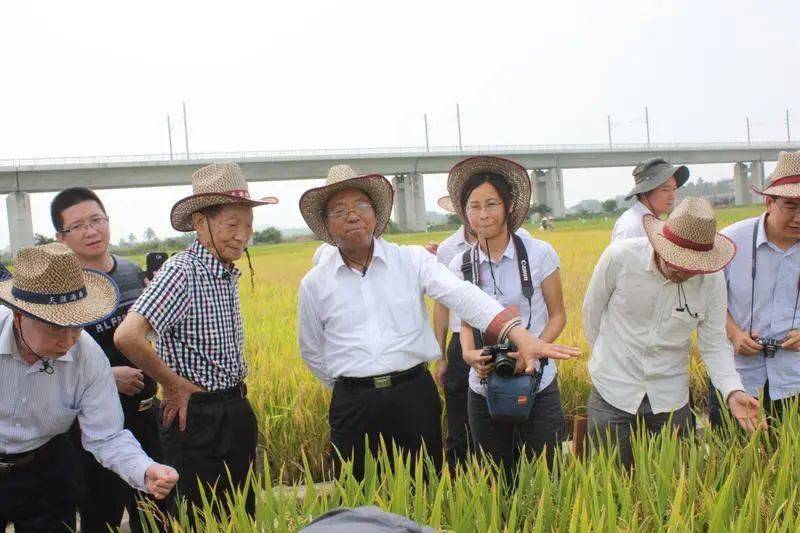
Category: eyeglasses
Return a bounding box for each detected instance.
[466,200,504,215]
[61,216,109,235]
[774,198,800,218]
[326,202,374,220]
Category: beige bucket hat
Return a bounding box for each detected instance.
[752,151,800,199]
[0,243,120,327]
[643,197,736,274]
[446,156,531,232]
[299,164,394,245]
[170,162,278,232]
[437,195,455,213]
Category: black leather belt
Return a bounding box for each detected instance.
[337,363,426,389]
[193,383,247,402]
[0,441,47,474]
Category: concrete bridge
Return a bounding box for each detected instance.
[2,141,799,254]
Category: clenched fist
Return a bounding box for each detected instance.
[144,463,179,500]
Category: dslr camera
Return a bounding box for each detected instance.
[757,337,781,358]
[482,343,517,378]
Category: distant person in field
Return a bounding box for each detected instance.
[584,197,764,467]
[50,187,167,532]
[296,164,579,479]
[446,156,567,476]
[115,163,277,517]
[432,192,536,467]
[611,158,689,241]
[708,151,800,427]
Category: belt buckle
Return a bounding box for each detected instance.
[373,375,392,389]
[0,461,15,473]
[138,396,155,412]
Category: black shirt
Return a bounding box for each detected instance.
[85,255,157,409]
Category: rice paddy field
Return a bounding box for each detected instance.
[132,205,800,532]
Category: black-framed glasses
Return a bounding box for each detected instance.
[60,216,109,235]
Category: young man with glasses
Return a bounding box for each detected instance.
[708,152,800,426]
[611,158,690,242]
[51,187,165,532]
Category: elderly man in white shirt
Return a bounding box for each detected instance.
[0,243,177,532]
[297,165,579,479]
[611,158,689,242]
[708,151,800,426]
[584,198,763,466]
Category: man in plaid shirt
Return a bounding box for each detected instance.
[115,163,277,516]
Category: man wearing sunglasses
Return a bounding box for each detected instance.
[612,158,690,242]
[708,151,800,426]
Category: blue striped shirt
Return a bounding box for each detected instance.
[0,307,153,490]
[131,240,246,391]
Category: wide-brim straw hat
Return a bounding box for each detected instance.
[170,162,278,232]
[625,158,690,200]
[437,195,455,213]
[299,164,394,245]
[0,243,120,327]
[752,151,800,198]
[643,197,736,274]
[446,156,531,232]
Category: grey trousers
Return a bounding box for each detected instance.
[587,387,692,467]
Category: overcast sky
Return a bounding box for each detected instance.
[1,0,798,247]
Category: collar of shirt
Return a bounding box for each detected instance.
[633,201,655,217]
[188,239,241,280]
[332,237,389,275]
[476,236,515,266]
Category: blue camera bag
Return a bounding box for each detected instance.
[486,373,537,423]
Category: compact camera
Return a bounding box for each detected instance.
[482,343,517,378]
[757,337,781,358]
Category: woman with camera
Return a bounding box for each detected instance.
[446,156,568,478]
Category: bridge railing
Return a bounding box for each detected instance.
[2,141,799,170]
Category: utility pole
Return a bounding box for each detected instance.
[746,116,751,145]
[183,101,190,159]
[424,113,430,152]
[607,115,612,149]
[645,106,651,146]
[787,109,792,142]
[456,103,463,151]
[167,115,174,160]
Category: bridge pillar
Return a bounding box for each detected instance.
[392,173,426,232]
[733,162,753,205]
[532,168,566,218]
[750,160,765,193]
[7,191,35,256]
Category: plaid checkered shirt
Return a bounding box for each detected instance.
[131,239,247,391]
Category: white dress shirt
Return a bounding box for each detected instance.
[448,232,559,396]
[723,214,800,400]
[583,238,744,414]
[0,307,153,491]
[436,226,533,334]
[611,201,653,242]
[298,237,508,388]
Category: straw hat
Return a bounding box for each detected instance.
[643,197,735,274]
[624,158,690,200]
[446,156,531,232]
[170,163,278,231]
[752,151,800,199]
[437,195,455,213]
[0,243,120,327]
[299,164,394,245]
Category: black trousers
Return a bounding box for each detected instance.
[709,378,798,428]
[443,332,471,466]
[468,377,565,480]
[70,399,166,533]
[329,367,443,480]
[160,391,258,517]
[0,434,77,533]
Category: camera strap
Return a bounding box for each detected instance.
[749,216,800,337]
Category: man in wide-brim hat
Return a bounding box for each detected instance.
[115,162,276,517]
[612,157,690,242]
[583,197,764,467]
[0,243,178,532]
[296,164,579,479]
[707,151,800,427]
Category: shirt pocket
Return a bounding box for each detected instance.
[662,307,704,345]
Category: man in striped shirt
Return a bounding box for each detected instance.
[115,163,277,516]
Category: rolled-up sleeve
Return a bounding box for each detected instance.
[698,272,744,401]
[583,245,619,348]
[78,344,153,491]
[298,277,333,388]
